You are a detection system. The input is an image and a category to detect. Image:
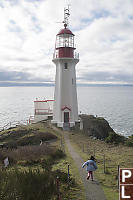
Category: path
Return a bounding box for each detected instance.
[63,131,106,200]
[52,125,106,200]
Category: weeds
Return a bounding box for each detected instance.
[0,168,56,200]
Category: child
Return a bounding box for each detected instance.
[82,156,97,181]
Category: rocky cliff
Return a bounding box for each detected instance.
[79,114,114,139]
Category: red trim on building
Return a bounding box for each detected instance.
[34,100,54,102]
[56,47,74,58]
[61,106,71,111]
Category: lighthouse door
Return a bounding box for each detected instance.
[64,112,69,123]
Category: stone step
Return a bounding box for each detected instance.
[63,123,70,131]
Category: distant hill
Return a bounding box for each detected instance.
[0,82,133,87]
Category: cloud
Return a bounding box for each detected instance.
[78,71,133,84]
[0,70,53,82]
[0,0,133,85]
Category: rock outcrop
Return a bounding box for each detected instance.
[79,114,114,139]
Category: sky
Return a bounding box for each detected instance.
[0,0,133,86]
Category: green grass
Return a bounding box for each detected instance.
[68,130,133,200]
[53,142,85,200]
[0,168,56,200]
[0,122,85,199]
[0,122,58,148]
[51,126,85,200]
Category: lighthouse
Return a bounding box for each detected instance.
[52,7,79,129]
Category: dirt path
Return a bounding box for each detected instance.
[52,126,106,200]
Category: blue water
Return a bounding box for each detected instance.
[0,86,133,136]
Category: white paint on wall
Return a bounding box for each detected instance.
[52,57,79,127]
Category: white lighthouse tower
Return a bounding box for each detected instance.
[52,7,79,129]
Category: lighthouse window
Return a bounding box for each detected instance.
[64,63,68,69]
[72,78,74,85]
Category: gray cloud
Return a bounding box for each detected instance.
[78,71,133,83]
[0,70,53,82]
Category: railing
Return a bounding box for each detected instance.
[35,109,53,115]
[29,115,34,124]
[53,51,79,59]
[74,52,79,59]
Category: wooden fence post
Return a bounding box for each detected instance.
[93,148,95,157]
[103,154,106,174]
[87,144,89,154]
[60,138,65,153]
[60,138,62,150]
[118,165,120,189]
[56,176,60,200]
[82,144,84,152]
[68,164,70,188]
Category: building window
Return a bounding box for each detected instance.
[64,63,68,69]
[72,78,74,85]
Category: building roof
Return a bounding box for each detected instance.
[57,28,74,36]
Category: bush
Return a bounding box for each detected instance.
[51,149,66,160]
[41,149,66,172]
[125,135,133,147]
[0,145,66,168]
[7,144,54,162]
[105,132,125,144]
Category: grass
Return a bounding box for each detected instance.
[52,141,85,200]
[0,122,57,148]
[51,125,85,199]
[0,122,85,200]
[0,168,56,200]
[68,130,133,200]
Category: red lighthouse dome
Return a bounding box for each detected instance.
[54,27,75,58]
[53,6,79,59]
[57,28,74,36]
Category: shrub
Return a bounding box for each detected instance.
[41,149,66,172]
[125,135,133,147]
[1,145,65,167]
[1,144,54,164]
[51,149,66,160]
[105,132,125,144]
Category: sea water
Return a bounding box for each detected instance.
[0,86,133,136]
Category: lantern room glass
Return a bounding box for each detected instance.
[56,34,74,48]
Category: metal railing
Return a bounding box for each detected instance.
[35,109,53,115]
[53,51,79,59]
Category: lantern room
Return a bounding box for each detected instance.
[56,28,75,48]
[54,27,75,58]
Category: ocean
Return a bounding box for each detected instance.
[0,86,133,136]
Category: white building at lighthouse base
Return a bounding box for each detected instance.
[33,99,54,123]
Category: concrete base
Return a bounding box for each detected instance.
[51,120,57,124]
[51,121,76,128]
[57,122,64,127]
